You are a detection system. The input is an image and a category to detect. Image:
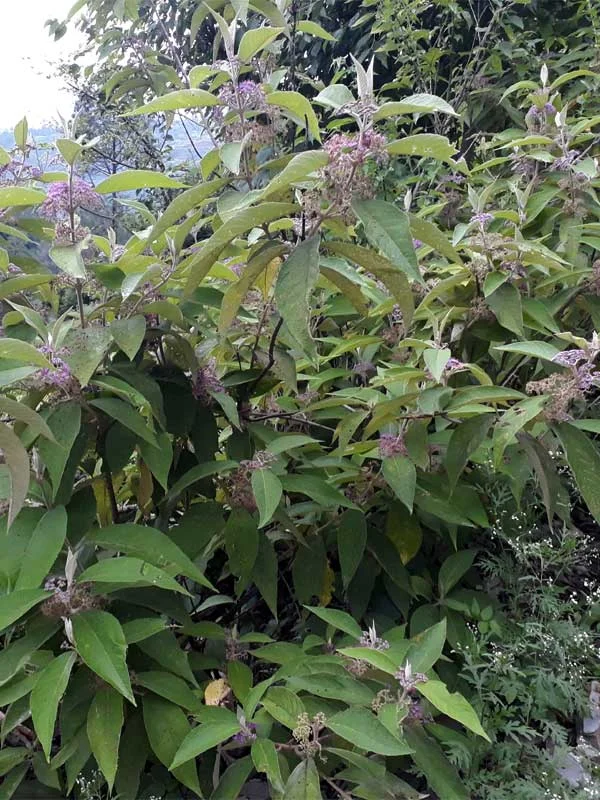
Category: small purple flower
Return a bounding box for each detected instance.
[395,662,428,692]
[470,212,494,229]
[218,80,267,112]
[379,433,408,459]
[544,102,556,115]
[554,149,580,171]
[412,239,423,249]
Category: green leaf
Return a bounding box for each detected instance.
[224,508,259,587]
[62,326,112,384]
[238,27,284,60]
[254,535,278,619]
[349,200,422,283]
[327,708,413,756]
[0,338,51,367]
[262,686,305,728]
[417,681,490,740]
[0,423,29,529]
[446,415,492,490]
[0,748,29,778]
[251,469,282,527]
[266,434,320,454]
[0,273,53,299]
[337,646,397,675]
[251,738,285,793]
[87,686,123,790]
[37,402,81,499]
[296,20,335,39]
[424,347,451,382]
[122,617,167,644]
[184,202,297,295]
[284,757,322,800]
[404,726,469,800]
[387,134,458,165]
[274,236,320,364]
[375,94,457,118]
[409,213,463,263]
[554,422,600,524]
[124,88,221,116]
[148,177,229,243]
[382,456,416,511]
[111,316,146,360]
[136,671,201,711]
[409,619,447,672]
[77,556,190,594]
[138,431,172,490]
[164,459,238,505]
[260,150,327,199]
[492,396,547,468]
[142,694,201,796]
[0,589,50,633]
[90,398,157,446]
[315,84,355,110]
[137,631,197,685]
[209,756,253,800]
[438,551,477,599]
[71,611,134,703]
[56,138,83,165]
[30,652,76,761]
[171,716,241,769]
[337,509,367,589]
[487,283,523,336]
[0,187,46,207]
[96,170,186,193]
[282,474,356,509]
[49,242,87,280]
[304,605,362,639]
[219,243,287,334]
[0,398,55,443]
[90,523,213,588]
[15,506,67,589]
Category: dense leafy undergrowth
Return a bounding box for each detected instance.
[1,1,600,798]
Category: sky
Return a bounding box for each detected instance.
[0,0,84,129]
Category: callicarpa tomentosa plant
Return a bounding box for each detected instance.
[1,0,600,797]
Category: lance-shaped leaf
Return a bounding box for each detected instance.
[124,89,221,116]
[71,611,134,703]
[274,236,320,364]
[87,686,123,791]
[15,506,67,589]
[251,469,282,528]
[31,652,76,761]
[554,422,600,524]
[96,170,187,193]
[0,422,30,529]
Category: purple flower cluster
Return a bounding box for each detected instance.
[37,345,73,389]
[470,211,494,229]
[379,433,408,459]
[40,179,102,220]
[240,450,277,472]
[323,130,388,169]
[0,160,42,186]
[445,356,467,372]
[218,80,267,112]
[552,349,587,367]
[232,722,257,745]
[396,662,428,692]
[353,360,376,381]
[359,622,390,652]
[192,358,225,405]
[412,238,423,249]
[554,149,580,171]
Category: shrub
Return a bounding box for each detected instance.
[0,6,599,799]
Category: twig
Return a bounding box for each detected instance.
[248,317,284,392]
[323,774,353,799]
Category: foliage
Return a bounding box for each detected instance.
[0,1,600,798]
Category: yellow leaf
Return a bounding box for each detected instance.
[204,678,231,706]
[319,561,335,607]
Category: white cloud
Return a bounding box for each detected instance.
[0,0,84,129]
